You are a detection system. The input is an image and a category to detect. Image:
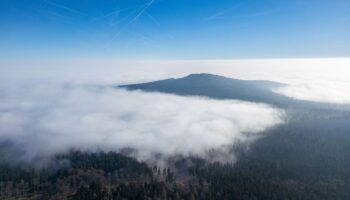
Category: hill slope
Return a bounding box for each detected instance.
[120,73,292,107]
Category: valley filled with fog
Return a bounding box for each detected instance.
[1,58,350,163]
[0,81,284,165]
[1,59,350,199]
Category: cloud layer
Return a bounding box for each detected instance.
[2,58,348,165]
[0,82,284,164]
[275,80,350,104]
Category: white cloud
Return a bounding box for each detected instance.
[275,80,350,104]
[0,82,284,163]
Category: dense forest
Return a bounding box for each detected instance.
[1,108,350,200]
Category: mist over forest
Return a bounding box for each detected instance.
[2,62,350,199]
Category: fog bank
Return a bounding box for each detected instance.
[0,82,284,164]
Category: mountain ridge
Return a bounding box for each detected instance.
[119,73,350,112]
[119,73,292,107]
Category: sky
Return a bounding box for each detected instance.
[1,0,350,59]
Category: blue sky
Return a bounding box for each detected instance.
[1,0,349,59]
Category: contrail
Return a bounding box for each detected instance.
[145,12,160,26]
[102,3,151,46]
[130,0,155,24]
[91,4,146,23]
[41,0,86,16]
[91,10,120,23]
[203,3,243,21]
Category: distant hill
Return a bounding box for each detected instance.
[119,73,293,107]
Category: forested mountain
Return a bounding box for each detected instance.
[120,73,350,112]
[120,73,292,107]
